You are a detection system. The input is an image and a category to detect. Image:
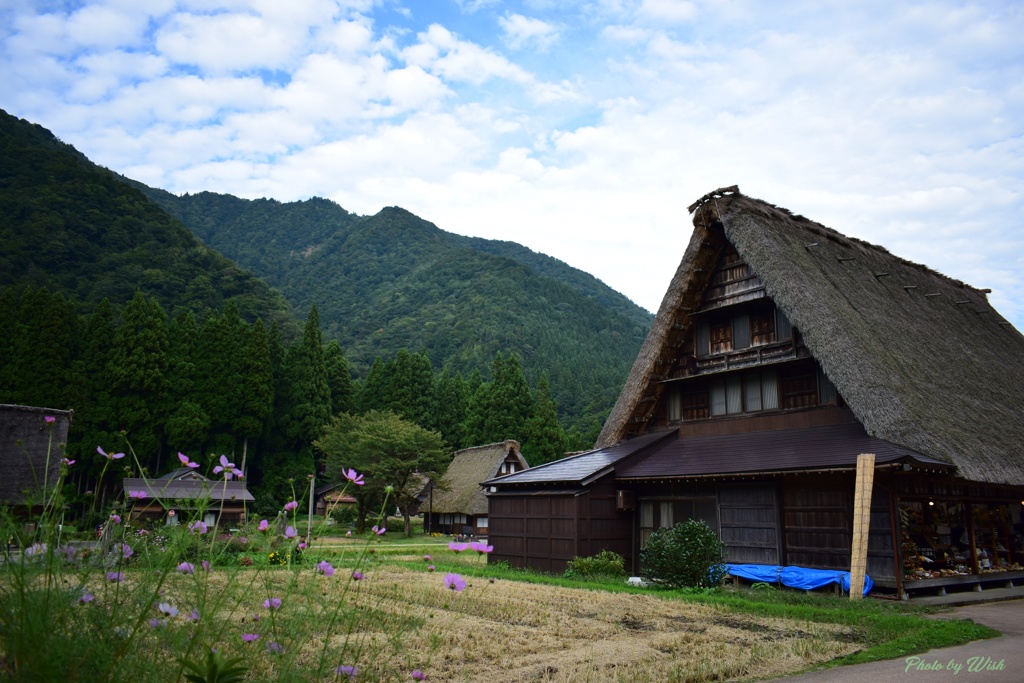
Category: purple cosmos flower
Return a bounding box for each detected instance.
[109,514,121,524]
[266,641,285,654]
[448,541,468,553]
[335,665,358,679]
[24,542,47,557]
[186,609,200,622]
[178,452,199,469]
[412,670,427,681]
[59,545,77,562]
[128,490,147,500]
[427,565,435,572]
[106,571,125,582]
[158,602,178,618]
[44,415,56,424]
[351,571,364,581]
[62,457,75,466]
[78,592,94,604]
[252,613,260,622]
[258,519,270,532]
[189,520,208,535]
[242,633,260,642]
[283,526,297,539]
[298,542,307,550]
[149,618,165,628]
[343,468,365,486]
[98,446,124,460]
[177,562,195,575]
[443,573,466,592]
[116,543,133,559]
[423,554,432,561]
[263,597,282,610]
[345,530,352,537]
[317,560,335,576]
[284,500,298,512]
[212,454,241,479]
[470,541,493,555]
[372,525,385,535]
[201,560,211,572]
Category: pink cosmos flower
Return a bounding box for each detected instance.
[116,543,133,559]
[283,526,297,539]
[284,500,298,512]
[44,415,56,424]
[186,609,200,622]
[372,525,385,535]
[470,541,493,555]
[158,602,178,617]
[298,542,307,550]
[412,670,427,681]
[351,571,364,581]
[448,542,468,553]
[242,633,260,642]
[213,454,241,479]
[335,665,358,679]
[266,641,285,654]
[62,457,75,466]
[343,468,364,486]
[177,562,195,575]
[128,490,147,500]
[149,618,165,628]
[427,565,436,572]
[78,592,94,604]
[97,446,124,460]
[345,530,352,537]
[109,514,121,524]
[178,452,199,469]
[201,560,211,572]
[263,598,282,610]
[423,554,431,561]
[106,571,125,582]
[443,573,466,592]
[317,560,335,576]
[258,519,270,532]
[189,521,208,535]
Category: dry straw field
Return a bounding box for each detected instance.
[318,564,860,683]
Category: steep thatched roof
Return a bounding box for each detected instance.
[431,440,526,515]
[0,404,72,506]
[598,187,1024,485]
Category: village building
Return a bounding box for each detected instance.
[123,468,254,528]
[424,440,527,537]
[484,187,1024,599]
[0,404,72,515]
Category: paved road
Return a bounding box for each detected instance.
[767,600,1023,683]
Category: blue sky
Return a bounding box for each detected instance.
[2,0,1023,330]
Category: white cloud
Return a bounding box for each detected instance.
[401,24,534,85]
[499,13,559,51]
[636,0,698,23]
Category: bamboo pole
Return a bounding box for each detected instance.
[850,453,876,600]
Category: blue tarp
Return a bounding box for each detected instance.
[725,563,873,595]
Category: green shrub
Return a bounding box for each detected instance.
[639,519,727,589]
[330,504,357,527]
[564,549,627,581]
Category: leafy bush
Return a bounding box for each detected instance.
[564,549,627,581]
[639,519,727,589]
[330,504,357,527]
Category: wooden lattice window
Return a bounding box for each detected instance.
[751,311,776,346]
[779,373,819,409]
[682,390,710,421]
[710,320,733,354]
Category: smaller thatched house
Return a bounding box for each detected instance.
[0,404,72,511]
[424,440,528,537]
[123,468,254,528]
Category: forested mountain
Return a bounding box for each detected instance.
[135,187,654,430]
[0,109,297,335]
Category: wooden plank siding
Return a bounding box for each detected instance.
[718,483,780,565]
[781,478,853,570]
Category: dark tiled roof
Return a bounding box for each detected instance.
[122,477,255,502]
[618,423,951,480]
[484,431,674,486]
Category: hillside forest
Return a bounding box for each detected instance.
[0,285,585,527]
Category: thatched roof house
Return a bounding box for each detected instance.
[0,404,72,508]
[598,186,1024,485]
[425,440,527,536]
[488,187,1024,597]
